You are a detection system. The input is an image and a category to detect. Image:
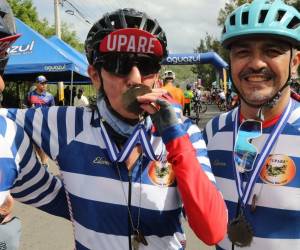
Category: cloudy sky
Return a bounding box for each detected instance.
[32,0,226,53]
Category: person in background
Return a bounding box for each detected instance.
[73,87,89,107]
[2,8,227,249]
[203,0,300,249]
[64,85,71,105]
[27,75,55,168]
[183,83,194,116]
[71,86,77,105]
[27,75,55,108]
[162,70,185,108]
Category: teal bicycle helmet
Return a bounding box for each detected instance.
[221,0,300,49]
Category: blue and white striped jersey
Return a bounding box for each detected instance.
[203,98,300,250]
[2,105,222,250]
[0,115,66,216]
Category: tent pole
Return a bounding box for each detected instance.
[71,71,74,105]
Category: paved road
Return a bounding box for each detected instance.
[13,104,222,250]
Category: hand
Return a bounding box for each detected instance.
[0,194,14,224]
[137,88,179,134]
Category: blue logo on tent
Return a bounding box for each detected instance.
[44,65,66,71]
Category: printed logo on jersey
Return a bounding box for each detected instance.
[260,154,296,186]
[148,160,175,187]
[93,156,111,166]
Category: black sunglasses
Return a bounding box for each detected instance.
[96,53,161,77]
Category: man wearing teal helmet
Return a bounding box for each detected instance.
[203,0,300,249]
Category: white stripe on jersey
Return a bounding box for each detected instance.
[0,135,13,158]
[216,177,300,211]
[207,131,234,150]
[289,106,300,124]
[218,235,300,250]
[12,164,48,193]
[61,171,181,211]
[218,112,229,130]
[74,221,127,250]
[48,106,60,159]
[74,220,184,250]
[32,108,43,148]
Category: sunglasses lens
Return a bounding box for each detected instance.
[234,120,262,172]
[101,53,160,76]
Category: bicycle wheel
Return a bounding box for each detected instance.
[199,102,207,113]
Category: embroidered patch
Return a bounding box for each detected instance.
[99,28,163,57]
[260,154,296,186]
[148,160,175,187]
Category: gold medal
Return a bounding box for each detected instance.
[228,213,253,247]
[122,84,152,115]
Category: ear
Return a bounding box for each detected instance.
[88,65,102,91]
[291,50,300,76]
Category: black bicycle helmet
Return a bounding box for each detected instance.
[85,8,168,65]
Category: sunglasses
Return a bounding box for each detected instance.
[96,53,161,77]
[234,120,262,173]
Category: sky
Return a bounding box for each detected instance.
[32,0,227,53]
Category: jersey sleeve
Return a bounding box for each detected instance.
[0,115,69,219]
[1,106,85,161]
[160,118,227,245]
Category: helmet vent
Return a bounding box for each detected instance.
[258,9,268,23]
[276,10,286,22]
[230,14,236,25]
[242,11,249,25]
[287,16,300,29]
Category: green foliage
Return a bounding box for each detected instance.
[192,34,228,90]
[7,0,83,51]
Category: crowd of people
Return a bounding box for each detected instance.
[1,0,300,250]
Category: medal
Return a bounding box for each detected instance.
[132,230,148,250]
[251,194,257,213]
[228,212,253,247]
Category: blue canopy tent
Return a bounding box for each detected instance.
[4,18,90,84]
[48,35,88,66]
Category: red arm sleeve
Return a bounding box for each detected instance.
[166,134,228,245]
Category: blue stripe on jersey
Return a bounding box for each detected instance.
[41,108,51,155]
[0,115,7,135]
[38,187,70,219]
[0,158,18,190]
[75,107,84,137]
[76,241,90,250]
[189,130,203,144]
[69,193,183,237]
[161,124,186,143]
[22,176,57,205]
[13,162,47,197]
[57,107,68,151]
[226,200,300,239]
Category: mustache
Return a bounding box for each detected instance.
[239,68,275,79]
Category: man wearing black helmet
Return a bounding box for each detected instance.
[203,0,300,249]
[2,8,227,249]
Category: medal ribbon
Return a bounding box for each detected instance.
[232,98,293,207]
[100,119,162,162]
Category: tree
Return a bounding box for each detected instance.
[192,34,228,90]
[8,0,83,51]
